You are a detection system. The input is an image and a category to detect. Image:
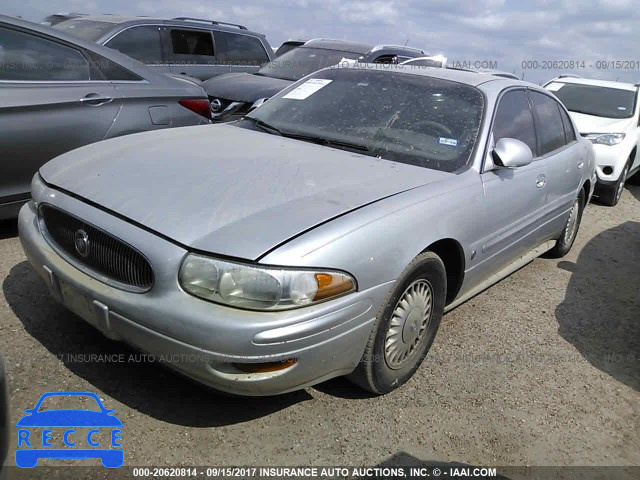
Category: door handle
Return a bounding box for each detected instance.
[536,174,546,188]
[577,159,584,169]
[79,94,113,106]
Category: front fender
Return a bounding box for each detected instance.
[260,170,483,292]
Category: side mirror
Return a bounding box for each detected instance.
[492,138,533,168]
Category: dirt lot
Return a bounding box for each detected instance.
[0,186,638,478]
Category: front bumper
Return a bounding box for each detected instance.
[18,199,385,396]
[591,142,632,183]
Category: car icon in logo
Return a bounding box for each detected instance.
[16,391,123,468]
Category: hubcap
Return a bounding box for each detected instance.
[384,279,433,369]
[563,198,580,245]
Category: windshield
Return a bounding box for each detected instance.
[243,68,484,172]
[257,47,363,81]
[36,395,102,412]
[53,19,114,42]
[549,83,637,119]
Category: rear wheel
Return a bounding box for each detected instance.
[348,252,446,394]
[548,189,584,258]
[599,163,629,206]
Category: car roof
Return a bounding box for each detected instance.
[339,63,534,88]
[546,76,638,92]
[56,14,267,37]
[35,391,101,401]
[301,39,374,54]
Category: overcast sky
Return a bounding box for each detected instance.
[2,0,639,84]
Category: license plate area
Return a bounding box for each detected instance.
[60,280,99,328]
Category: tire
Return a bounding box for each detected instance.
[547,188,585,258]
[348,251,446,394]
[599,162,629,207]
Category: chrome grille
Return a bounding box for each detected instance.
[40,205,153,291]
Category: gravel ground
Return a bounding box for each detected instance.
[0,185,638,478]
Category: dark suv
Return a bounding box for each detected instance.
[203,39,426,121]
[53,15,275,80]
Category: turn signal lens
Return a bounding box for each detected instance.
[313,273,355,301]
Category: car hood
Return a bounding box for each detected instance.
[568,112,634,134]
[39,125,451,260]
[202,73,293,103]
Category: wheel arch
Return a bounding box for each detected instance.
[420,238,465,305]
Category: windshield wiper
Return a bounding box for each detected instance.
[244,117,283,136]
[280,132,370,152]
[568,109,598,116]
[244,118,370,153]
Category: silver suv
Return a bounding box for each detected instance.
[53,15,275,80]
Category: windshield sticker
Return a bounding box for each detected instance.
[340,57,358,65]
[618,106,627,110]
[283,79,333,100]
[545,82,564,91]
[438,137,458,147]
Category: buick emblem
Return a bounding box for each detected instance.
[74,229,90,258]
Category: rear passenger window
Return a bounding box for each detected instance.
[105,26,163,64]
[214,31,268,65]
[529,91,567,155]
[85,51,143,81]
[558,105,577,144]
[0,26,90,81]
[492,90,538,156]
[170,29,214,56]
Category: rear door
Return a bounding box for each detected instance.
[214,30,273,75]
[479,89,548,269]
[0,25,121,205]
[166,27,224,80]
[103,25,170,74]
[528,90,584,235]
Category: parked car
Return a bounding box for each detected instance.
[203,39,427,121]
[0,15,212,219]
[544,76,640,206]
[53,15,275,81]
[19,66,596,396]
[274,39,306,57]
[0,352,7,479]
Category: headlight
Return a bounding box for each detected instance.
[589,133,625,146]
[179,254,356,310]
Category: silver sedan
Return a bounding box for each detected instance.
[19,65,596,396]
[0,15,212,219]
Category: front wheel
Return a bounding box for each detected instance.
[348,251,446,394]
[599,163,629,206]
[548,189,585,258]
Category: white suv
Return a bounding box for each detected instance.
[544,76,640,206]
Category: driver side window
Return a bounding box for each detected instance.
[493,90,538,157]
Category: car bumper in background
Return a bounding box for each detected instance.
[18,199,385,396]
[592,142,633,183]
